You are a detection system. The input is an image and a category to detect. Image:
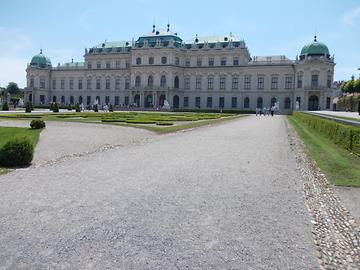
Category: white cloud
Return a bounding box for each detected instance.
[342,6,360,25]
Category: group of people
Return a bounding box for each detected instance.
[255,106,277,116]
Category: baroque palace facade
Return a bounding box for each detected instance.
[25,24,335,111]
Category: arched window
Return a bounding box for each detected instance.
[148,57,154,64]
[148,75,153,87]
[79,96,83,104]
[135,76,141,87]
[61,96,65,104]
[52,96,57,103]
[285,97,291,109]
[257,97,263,108]
[174,76,179,89]
[136,57,141,65]
[161,56,167,64]
[70,96,74,104]
[244,97,250,108]
[271,97,277,106]
[160,75,166,87]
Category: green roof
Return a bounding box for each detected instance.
[60,62,85,68]
[94,40,131,48]
[30,49,52,68]
[185,35,240,44]
[300,38,330,56]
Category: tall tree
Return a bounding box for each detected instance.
[6,82,20,95]
[354,77,360,93]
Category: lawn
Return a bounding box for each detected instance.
[0,127,42,175]
[288,115,360,187]
[0,111,242,133]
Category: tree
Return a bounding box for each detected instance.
[354,77,360,93]
[25,102,32,113]
[109,104,113,112]
[53,103,59,113]
[2,102,9,111]
[6,82,20,95]
[75,103,80,112]
[346,79,355,94]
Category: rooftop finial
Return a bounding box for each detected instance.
[71,58,74,63]
[40,48,43,54]
[167,22,170,32]
[314,35,317,42]
[152,23,155,33]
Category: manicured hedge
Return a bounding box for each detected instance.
[293,112,360,156]
[0,138,34,167]
[30,120,46,129]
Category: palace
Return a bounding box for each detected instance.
[25,24,335,111]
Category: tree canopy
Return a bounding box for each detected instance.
[6,82,20,95]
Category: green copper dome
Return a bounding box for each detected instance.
[300,36,330,58]
[30,49,52,68]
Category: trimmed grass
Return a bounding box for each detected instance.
[288,115,360,187]
[0,111,241,133]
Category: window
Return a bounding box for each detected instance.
[87,78,92,90]
[296,97,301,108]
[79,96,83,104]
[70,96,74,104]
[78,79,83,90]
[125,96,129,105]
[105,96,110,105]
[61,96,65,104]
[326,97,331,109]
[244,75,251,89]
[185,58,190,67]
[87,96,91,105]
[184,77,190,89]
[183,97,189,107]
[52,79,56,89]
[70,79,74,90]
[96,96,100,104]
[106,78,110,89]
[115,96,120,105]
[96,78,101,89]
[161,56,167,64]
[219,97,225,108]
[257,97,263,108]
[327,74,332,88]
[208,76,214,89]
[174,76,179,89]
[232,77,238,89]
[196,76,202,89]
[244,97,250,108]
[125,77,130,89]
[207,97,213,108]
[233,57,239,66]
[87,63,92,69]
[195,97,201,108]
[40,95,45,104]
[97,61,101,68]
[149,57,154,65]
[197,57,202,67]
[115,60,120,68]
[271,97,277,106]
[175,57,180,65]
[285,76,293,89]
[30,77,34,87]
[136,57,141,65]
[231,97,237,108]
[220,76,226,89]
[271,76,278,89]
[115,78,120,90]
[257,76,264,89]
[125,61,129,68]
[311,74,318,88]
[52,96,57,103]
[221,57,226,66]
[208,58,214,66]
[285,97,291,109]
[106,61,111,69]
[297,75,302,88]
[148,75,153,87]
[61,79,65,89]
[40,77,45,89]
[135,76,141,87]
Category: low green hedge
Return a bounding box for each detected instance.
[0,138,34,167]
[101,118,127,122]
[30,120,46,129]
[156,121,174,126]
[293,112,360,156]
[126,119,156,124]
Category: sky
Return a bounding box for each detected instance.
[0,0,359,88]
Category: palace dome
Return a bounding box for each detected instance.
[300,36,330,58]
[30,49,52,68]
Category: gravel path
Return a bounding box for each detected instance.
[0,120,154,166]
[0,116,318,269]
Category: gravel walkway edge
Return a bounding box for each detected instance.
[286,120,360,269]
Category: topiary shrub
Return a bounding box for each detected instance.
[53,103,59,113]
[30,119,46,129]
[30,102,34,110]
[109,104,113,112]
[2,102,9,111]
[67,104,72,111]
[75,103,81,112]
[49,103,54,111]
[0,138,34,167]
[93,104,99,112]
[25,102,32,113]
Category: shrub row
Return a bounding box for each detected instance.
[293,112,360,156]
[337,95,360,112]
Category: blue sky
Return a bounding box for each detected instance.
[0,0,359,87]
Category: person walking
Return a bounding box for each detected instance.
[271,105,275,116]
